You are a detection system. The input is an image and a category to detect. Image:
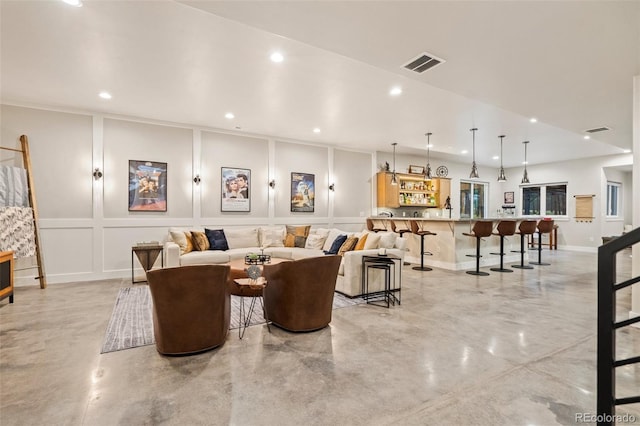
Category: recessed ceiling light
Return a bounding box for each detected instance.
[98,91,112,100]
[492,156,499,160]
[522,161,528,165]
[583,135,591,140]
[530,117,538,123]
[623,149,631,153]
[225,112,235,119]
[313,128,321,134]
[390,87,402,96]
[270,52,284,63]
[461,150,468,154]
[62,0,82,7]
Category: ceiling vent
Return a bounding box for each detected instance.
[403,52,445,73]
[585,126,611,133]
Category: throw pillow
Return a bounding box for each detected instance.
[337,236,359,256]
[354,233,368,250]
[169,230,192,255]
[305,234,327,250]
[284,225,311,248]
[225,227,259,249]
[259,226,285,247]
[205,228,229,251]
[191,231,210,251]
[363,233,381,250]
[324,234,347,255]
[377,232,398,249]
[322,229,346,252]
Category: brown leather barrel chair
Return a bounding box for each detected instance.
[146,265,231,355]
[262,255,341,332]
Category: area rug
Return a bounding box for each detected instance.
[101,286,365,354]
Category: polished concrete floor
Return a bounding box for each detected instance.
[1,249,639,425]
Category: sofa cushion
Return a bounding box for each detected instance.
[169,230,193,255]
[304,233,327,250]
[285,225,311,248]
[180,250,230,265]
[288,248,325,259]
[225,227,260,249]
[354,233,368,250]
[259,226,285,247]
[378,232,398,249]
[363,232,381,250]
[324,234,347,255]
[205,228,229,251]
[338,236,359,256]
[191,231,210,251]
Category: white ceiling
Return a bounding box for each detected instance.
[1,0,638,168]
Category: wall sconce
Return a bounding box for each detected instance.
[93,168,103,180]
[193,174,201,184]
[329,183,335,192]
[269,180,276,189]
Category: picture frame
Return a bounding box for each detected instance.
[504,191,515,204]
[221,167,251,212]
[408,165,425,175]
[290,172,315,212]
[128,160,167,212]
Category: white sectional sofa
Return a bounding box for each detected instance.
[163,226,406,297]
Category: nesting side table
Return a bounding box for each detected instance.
[131,244,163,284]
[361,254,401,308]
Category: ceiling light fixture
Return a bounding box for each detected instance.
[390,87,402,96]
[623,149,631,153]
[313,128,321,134]
[424,132,433,179]
[469,128,479,179]
[530,118,538,123]
[583,135,591,140]
[461,150,468,154]
[391,142,398,185]
[521,141,530,184]
[62,0,82,7]
[225,112,235,119]
[98,91,112,100]
[270,52,284,63]
[497,135,507,182]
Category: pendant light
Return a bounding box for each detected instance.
[391,142,398,185]
[497,135,507,182]
[425,132,433,179]
[469,128,479,179]
[521,140,530,184]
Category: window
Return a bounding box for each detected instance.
[460,180,487,219]
[606,182,621,217]
[521,183,567,217]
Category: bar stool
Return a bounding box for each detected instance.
[462,220,494,276]
[530,219,554,266]
[511,220,536,269]
[410,220,437,271]
[490,220,517,273]
[366,218,387,233]
[390,219,412,265]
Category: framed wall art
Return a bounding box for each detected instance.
[128,160,167,212]
[290,172,315,212]
[504,191,515,204]
[221,167,250,212]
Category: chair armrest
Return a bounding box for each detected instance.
[164,241,181,268]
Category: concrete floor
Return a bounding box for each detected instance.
[1,249,639,425]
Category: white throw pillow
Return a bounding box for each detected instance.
[377,232,398,249]
[225,227,259,249]
[305,234,327,250]
[259,226,285,247]
[322,228,347,252]
[363,233,381,250]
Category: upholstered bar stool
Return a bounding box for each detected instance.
[410,220,437,271]
[530,219,555,266]
[462,220,494,276]
[511,220,537,269]
[489,220,517,273]
[366,218,387,233]
[390,219,412,265]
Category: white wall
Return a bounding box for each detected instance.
[1,104,373,284]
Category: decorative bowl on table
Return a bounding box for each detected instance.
[244,253,271,265]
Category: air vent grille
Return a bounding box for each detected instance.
[585,126,611,133]
[403,52,445,73]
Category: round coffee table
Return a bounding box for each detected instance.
[227,258,290,338]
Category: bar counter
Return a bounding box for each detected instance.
[369,217,534,271]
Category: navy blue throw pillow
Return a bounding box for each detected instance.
[324,234,347,255]
[205,228,229,251]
